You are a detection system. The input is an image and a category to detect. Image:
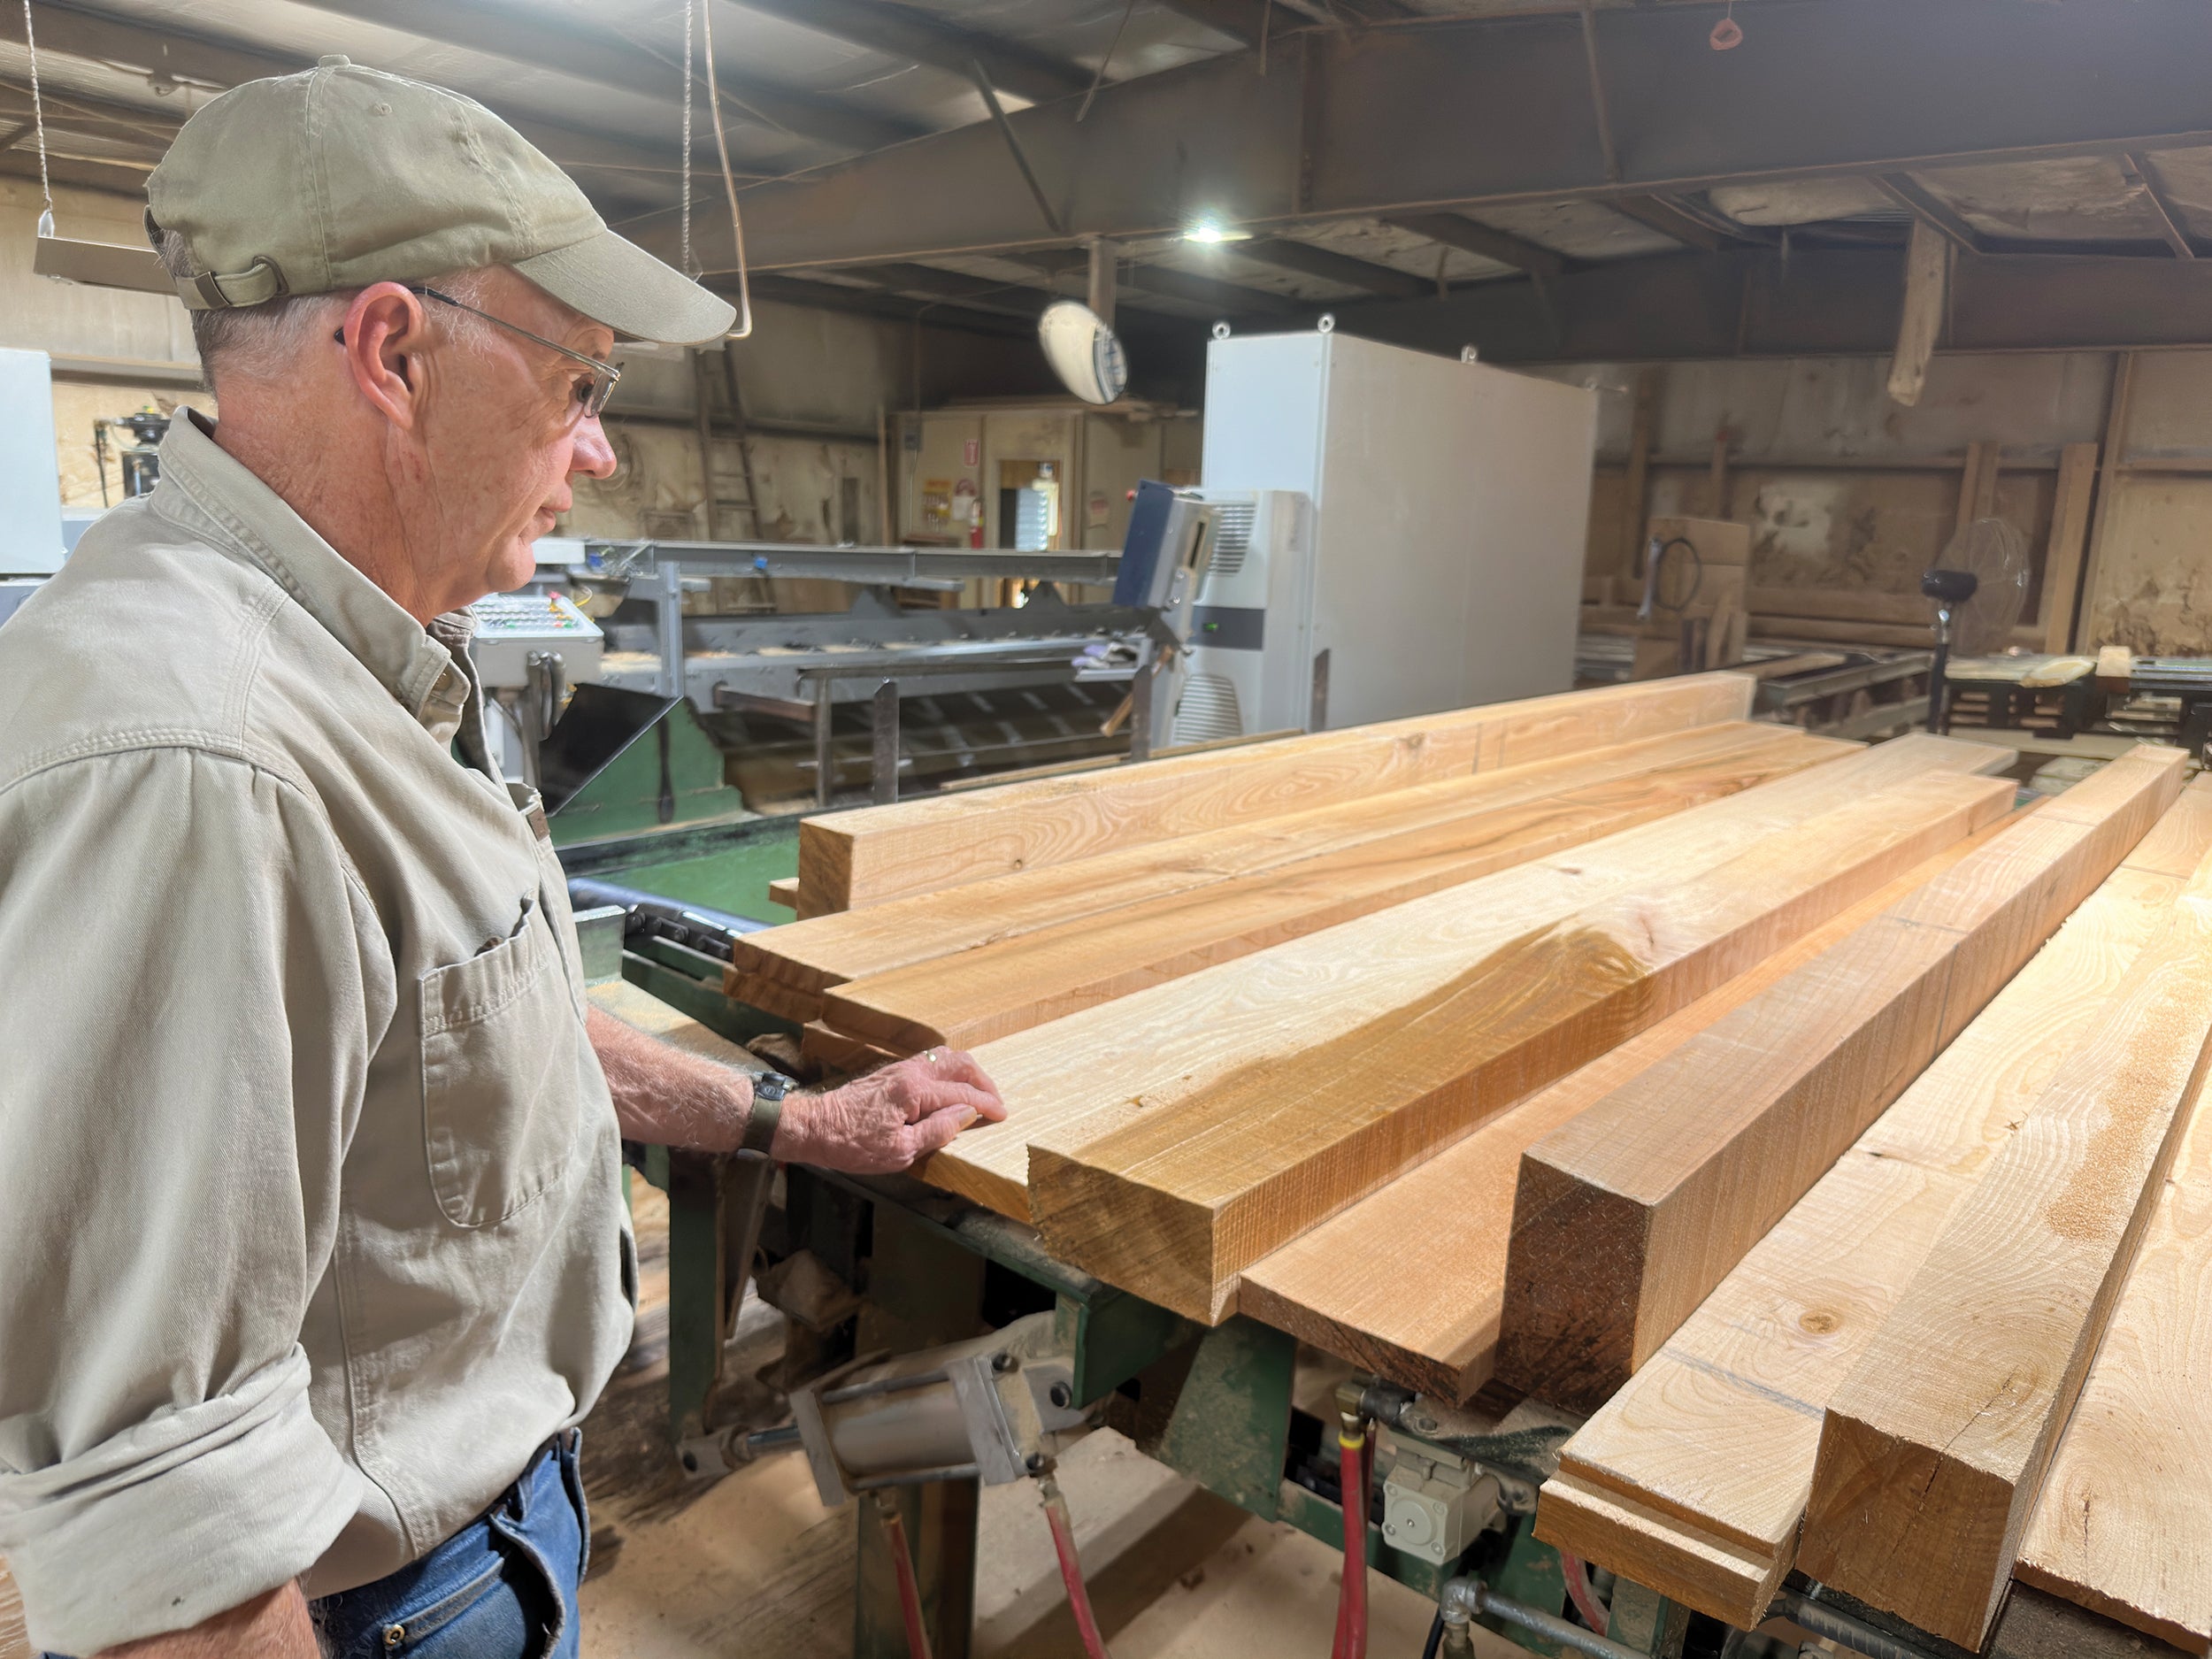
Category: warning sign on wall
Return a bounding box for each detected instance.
[962,437,981,467]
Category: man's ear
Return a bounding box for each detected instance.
[339,283,426,431]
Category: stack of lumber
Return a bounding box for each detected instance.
[775,721,1838,1054]
[736,671,2212,1643]
[918,731,2013,1317]
[1532,757,2206,1652]
[1494,744,2184,1411]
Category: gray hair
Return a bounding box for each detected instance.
[152,229,497,389]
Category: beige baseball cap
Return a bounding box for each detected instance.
[145,55,734,346]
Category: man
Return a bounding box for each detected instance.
[0,57,1006,1659]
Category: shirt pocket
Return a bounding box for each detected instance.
[419,899,585,1228]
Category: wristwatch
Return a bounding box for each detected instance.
[742,1071,795,1156]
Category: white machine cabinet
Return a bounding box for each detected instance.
[1194,328,1595,733]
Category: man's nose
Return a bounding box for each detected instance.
[569,415,618,481]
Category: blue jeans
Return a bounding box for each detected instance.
[47,1432,588,1659]
[311,1430,589,1658]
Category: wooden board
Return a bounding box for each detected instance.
[795,673,1758,913]
[767,876,800,910]
[1530,777,2212,1627]
[818,726,1852,1053]
[1748,588,1934,628]
[1017,768,2016,1322]
[1797,786,2212,1650]
[2016,1054,2212,1654]
[1236,813,2024,1402]
[1496,747,2186,1413]
[922,733,2013,1231]
[731,722,1832,1019]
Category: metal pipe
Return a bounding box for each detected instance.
[814,675,835,809]
[1438,1577,1645,1659]
[872,678,901,804]
[1775,1591,1947,1659]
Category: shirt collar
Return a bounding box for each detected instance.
[151,411,474,742]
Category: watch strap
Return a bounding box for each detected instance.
[741,1071,791,1156]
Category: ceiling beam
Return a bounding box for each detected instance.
[727,0,1089,105]
[1008,250,1304,319]
[1870,173,1985,255]
[1381,212,1571,278]
[1609,194,1740,252]
[837,262,1054,317]
[1153,0,1278,50]
[1325,245,2212,363]
[2124,151,2198,258]
[283,0,920,153]
[0,147,150,196]
[0,4,710,206]
[721,272,1040,336]
[1228,236,1430,298]
[702,0,2212,271]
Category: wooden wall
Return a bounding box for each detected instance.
[1544,351,2212,656]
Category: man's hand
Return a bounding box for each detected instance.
[772,1048,1006,1173]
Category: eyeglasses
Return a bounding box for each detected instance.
[332,284,623,419]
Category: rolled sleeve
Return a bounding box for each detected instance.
[0,746,383,1654]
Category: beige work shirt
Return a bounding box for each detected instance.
[0,413,634,1655]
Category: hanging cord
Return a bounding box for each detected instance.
[23,0,54,236]
[1076,0,1140,122]
[680,0,695,278]
[695,0,755,339]
[1038,1473,1113,1659]
[1330,1415,1370,1659]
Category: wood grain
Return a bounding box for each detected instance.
[923,733,2011,1228]
[797,673,1757,913]
[732,722,1829,1018]
[2017,1045,2212,1654]
[1799,773,2212,1650]
[1236,815,2021,1402]
[1495,747,2185,1414]
[1530,777,2212,1627]
[819,727,1849,1052]
[1023,769,2016,1322]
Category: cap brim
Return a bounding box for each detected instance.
[515,227,735,346]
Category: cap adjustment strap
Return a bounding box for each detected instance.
[180,256,288,311]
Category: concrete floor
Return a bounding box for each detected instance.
[577,1174,1526,1659]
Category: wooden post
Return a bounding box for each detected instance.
[1707,424,1732,519]
[1621,368,1657,588]
[2076,350,2139,653]
[2039,441,2101,653]
[877,405,894,545]
[1954,440,2000,540]
[1887,220,1947,407]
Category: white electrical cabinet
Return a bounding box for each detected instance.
[0,349,65,576]
[1191,329,1595,734]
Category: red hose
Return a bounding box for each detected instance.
[1560,1548,1609,1637]
[1039,1474,1113,1659]
[1332,1423,1370,1659]
[876,1495,934,1659]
